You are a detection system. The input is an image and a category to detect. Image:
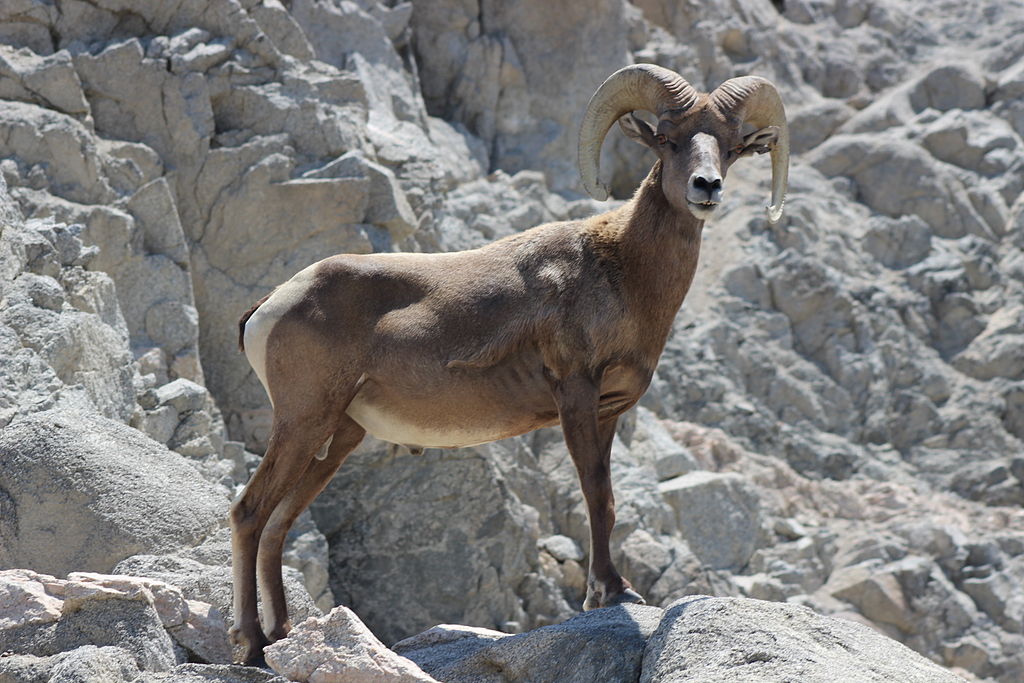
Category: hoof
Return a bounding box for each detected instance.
[267,620,292,644]
[607,587,646,606]
[229,625,269,666]
[583,584,646,611]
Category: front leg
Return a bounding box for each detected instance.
[553,373,645,610]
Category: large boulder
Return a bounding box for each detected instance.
[410,0,632,193]
[394,603,664,683]
[639,596,963,682]
[311,442,553,644]
[114,545,321,636]
[0,409,229,576]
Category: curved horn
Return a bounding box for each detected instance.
[711,76,789,223]
[577,64,700,200]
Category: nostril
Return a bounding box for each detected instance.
[692,176,723,193]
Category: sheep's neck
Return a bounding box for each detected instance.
[603,162,704,357]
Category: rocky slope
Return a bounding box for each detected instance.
[2,0,1024,680]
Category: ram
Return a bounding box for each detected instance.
[230,63,788,664]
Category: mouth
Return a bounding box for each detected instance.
[686,200,719,220]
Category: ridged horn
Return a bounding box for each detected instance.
[577,64,699,200]
[711,76,789,223]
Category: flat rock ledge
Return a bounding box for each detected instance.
[276,596,963,683]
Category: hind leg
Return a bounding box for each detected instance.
[229,415,332,665]
[257,416,366,642]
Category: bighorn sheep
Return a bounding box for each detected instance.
[230,64,788,664]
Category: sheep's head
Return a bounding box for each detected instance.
[578,64,789,224]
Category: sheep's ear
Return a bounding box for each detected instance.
[737,126,780,157]
[618,113,659,149]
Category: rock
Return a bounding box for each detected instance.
[539,535,585,563]
[114,548,321,635]
[0,569,234,672]
[0,645,141,683]
[789,100,855,154]
[52,595,176,672]
[624,407,700,481]
[154,377,209,415]
[410,0,630,193]
[862,214,932,268]
[918,109,1023,178]
[0,46,90,118]
[0,409,229,576]
[0,569,64,633]
[807,135,994,239]
[826,562,915,632]
[311,444,545,644]
[264,606,437,683]
[167,599,234,665]
[64,572,188,628]
[135,663,288,682]
[658,472,765,570]
[639,596,963,682]
[303,152,418,240]
[0,188,138,425]
[395,604,664,683]
[909,64,987,112]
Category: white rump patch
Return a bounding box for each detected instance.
[242,263,320,404]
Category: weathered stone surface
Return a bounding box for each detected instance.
[658,472,766,570]
[0,569,64,632]
[396,604,663,683]
[64,572,189,628]
[311,444,549,644]
[167,599,233,665]
[0,645,141,683]
[265,606,437,683]
[639,596,963,682]
[135,663,289,683]
[0,410,229,576]
[114,549,320,634]
[2,2,1024,681]
[53,595,177,672]
[410,0,631,193]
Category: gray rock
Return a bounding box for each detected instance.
[396,604,664,683]
[136,663,288,683]
[808,135,994,239]
[640,596,963,682]
[0,645,141,683]
[167,598,233,665]
[410,0,630,193]
[155,377,209,415]
[114,549,320,633]
[863,215,932,269]
[311,443,549,644]
[265,605,437,682]
[0,409,229,576]
[909,64,987,112]
[658,472,765,570]
[53,597,177,672]
[539,535,585,563]
[625,408,700,481]
[789,100,856,154]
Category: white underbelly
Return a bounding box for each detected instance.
[345,395,495,449]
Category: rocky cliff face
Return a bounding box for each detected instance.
[2,0,1024,680]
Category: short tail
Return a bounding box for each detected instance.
[238,293,272,352]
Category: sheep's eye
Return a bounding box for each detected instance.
[656,134,668,145]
